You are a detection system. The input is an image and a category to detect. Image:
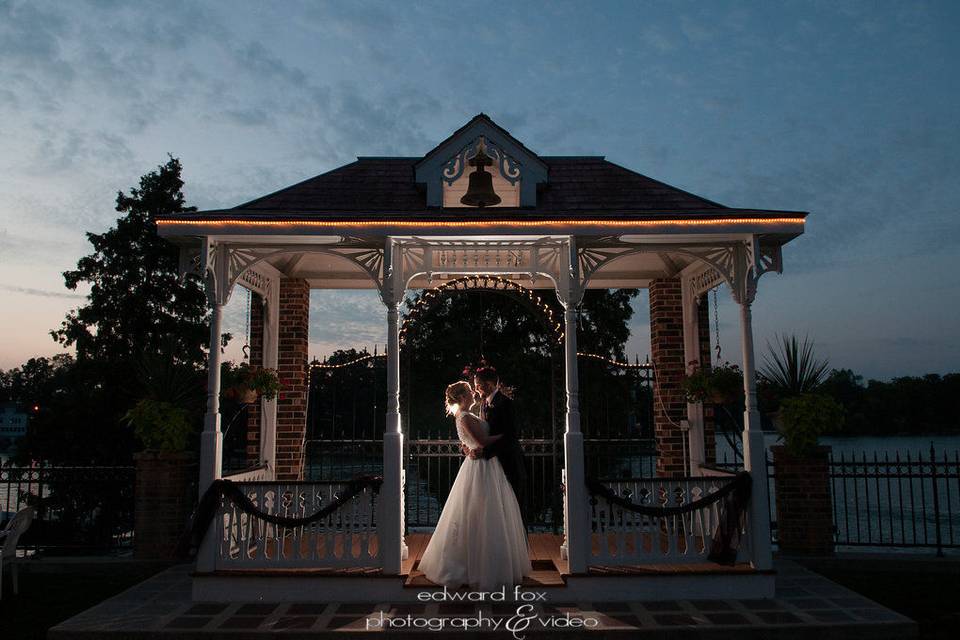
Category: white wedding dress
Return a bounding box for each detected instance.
[417,410,532,591]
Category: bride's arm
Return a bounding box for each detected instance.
[461,413,502,447]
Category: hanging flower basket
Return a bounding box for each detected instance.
[221,364,282,403]
[681,360,743,405]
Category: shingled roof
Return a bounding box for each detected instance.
[221,155,725,218]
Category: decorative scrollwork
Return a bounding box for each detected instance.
[441,136,522,186]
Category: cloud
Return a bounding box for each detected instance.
[0,283,84,299]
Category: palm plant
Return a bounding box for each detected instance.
[759,334,829,396]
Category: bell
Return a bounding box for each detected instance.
[460,140,501,207]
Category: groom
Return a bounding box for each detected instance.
[467,366,528,525]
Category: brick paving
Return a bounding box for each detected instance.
[49,558,917,638]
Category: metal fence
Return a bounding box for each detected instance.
[830,447,960,554]
[0,464,135,554]
[719,444,960,554]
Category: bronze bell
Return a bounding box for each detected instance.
[460,140,501,207]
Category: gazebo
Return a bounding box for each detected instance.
[157,114,805,602]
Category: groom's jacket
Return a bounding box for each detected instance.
[481,391,526,495]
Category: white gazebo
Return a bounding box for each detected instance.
[158,114,805,602]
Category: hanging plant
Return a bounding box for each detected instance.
[681,360,744,404]
[249,367,282,401]
[221,363,282,402]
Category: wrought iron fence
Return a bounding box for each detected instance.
[830,447,960,554]
[0,464,135,554]
[719,445,960,554]
[403,438,563,532]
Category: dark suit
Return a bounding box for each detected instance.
[481,390,527,526]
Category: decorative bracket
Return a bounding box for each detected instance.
[441,136,522,186]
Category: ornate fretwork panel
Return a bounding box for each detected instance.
[441,136,522,186]
[577,236,784,305]
[195,241,385,307]
[393,238,565,288]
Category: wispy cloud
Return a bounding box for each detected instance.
[0,284,84,299]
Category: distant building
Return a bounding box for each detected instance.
[0,402,28,440]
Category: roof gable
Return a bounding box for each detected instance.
[415,113,548,207]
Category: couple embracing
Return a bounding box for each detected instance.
[417,366,533,591]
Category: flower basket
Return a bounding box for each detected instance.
[681,360,743,405]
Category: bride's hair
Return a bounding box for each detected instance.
[444,381,473,416]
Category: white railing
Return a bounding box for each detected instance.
[222,464,271,482]
[588,475,744,565]
[214,480,381,570]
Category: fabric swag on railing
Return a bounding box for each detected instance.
[177,474,383,558]
[586,471,752,565]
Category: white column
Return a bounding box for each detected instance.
[200,302,224,498]
[739,299,773,570]
[681,277,705,476]
[260,280,280,479]
[559,238,589,574]
[379,240,406,574]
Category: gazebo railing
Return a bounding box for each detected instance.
[212,479,381,570]
[587,474,747,565]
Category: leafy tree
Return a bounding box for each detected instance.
[51,156,208,369]
[17,158,210,464]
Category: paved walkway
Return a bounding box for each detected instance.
[49,558,916,638]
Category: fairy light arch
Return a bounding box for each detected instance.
[398,275,564,348]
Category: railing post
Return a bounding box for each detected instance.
[738,298,773,570]
[379,238,406,574]
[930,444,944,557]
[559,237,589,574]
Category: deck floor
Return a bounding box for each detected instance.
[49,557,917,638]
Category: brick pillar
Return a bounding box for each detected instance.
[246,292,264,467]
[649,278,686,477]
[772,445,835,555]
[275,279,309,481]
[697,295,716,465]
[133,452,197,559]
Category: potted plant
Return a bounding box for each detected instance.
[771,392,844,555]
[759,334,830,430]
[681,360,744,405]
[777,393,844,458]
[249,367,282,401]
[222,363,282,403]
[123,398,193,453]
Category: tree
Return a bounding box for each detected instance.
[52,156,208,370]
[26,157,211,464]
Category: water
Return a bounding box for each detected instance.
[716,432,960,463]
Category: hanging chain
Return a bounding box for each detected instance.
[713,286,722,364]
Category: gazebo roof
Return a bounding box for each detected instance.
[160,114,805,223]
[214,155,727,218]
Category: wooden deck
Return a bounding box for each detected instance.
[402,532,755,586]
[207,532,756,581]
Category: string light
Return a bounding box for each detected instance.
[309,350,650,370]
[577,352,652,369]
[310,353,386,370]
[398,275,564,345]
[157,216,805,230]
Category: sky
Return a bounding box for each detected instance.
[1,0,958,380]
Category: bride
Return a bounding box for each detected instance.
[417,381,532,591]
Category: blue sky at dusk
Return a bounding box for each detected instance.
[1,1,957,380]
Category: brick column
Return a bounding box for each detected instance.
[772,445,835,555]
[275,279,310,480]
[649,277,686,477]
[133,452,197,559]
[245,292,264,467]
[697,295,716,465]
